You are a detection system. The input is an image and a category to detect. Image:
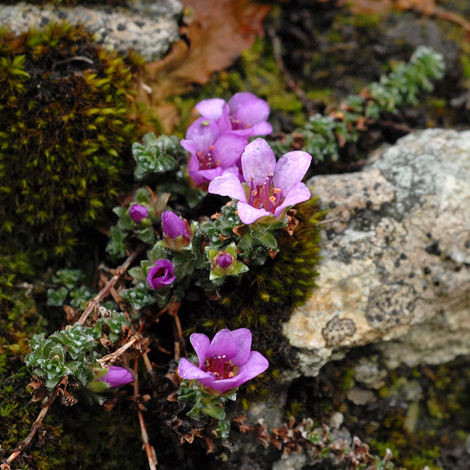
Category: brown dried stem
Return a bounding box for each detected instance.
[266,23,315,116]
[134,358,158,470]
[78,245,145,326]
[4,390,59,467]
[97,335,140,368]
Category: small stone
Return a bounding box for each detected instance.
[346,387,376,405]
[329,411,344,429]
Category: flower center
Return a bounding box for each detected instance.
[229,115,250,130]
[153,268,167,278]
[196,146,220,170]
[248,174,283,214]
[203,355,235,380]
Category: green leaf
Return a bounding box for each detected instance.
[47,287,69,307]
[132,133,181,180]
[202,403,226,420]
[251,229,278,251]
[120,282,155,313]
[136,227,155,245]
[238,231,252,251]
[106,225,127,258]
[54,269,86,290]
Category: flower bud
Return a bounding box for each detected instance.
[161,212,192,250]
[147,259,176,289]
[88,366,133,392]
[129,204,149,224]
[206,243,248,280]
[215,253,232,269]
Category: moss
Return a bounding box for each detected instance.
[0,281,72,468]
[0,22,144,259]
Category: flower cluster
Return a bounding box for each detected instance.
[106,92,314,407]
[181,93,272,188]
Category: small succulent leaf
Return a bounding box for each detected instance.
[120,283,155,313]
[47,287,69,307]
[54,269,86,290]
[136,227,155,245]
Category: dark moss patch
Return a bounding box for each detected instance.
[0,22,144,259]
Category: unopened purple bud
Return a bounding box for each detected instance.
[147,259,176,289]
[101,366,133,388]
[162,212,189,239]
[216,253,233,269]
[129,204,148,224]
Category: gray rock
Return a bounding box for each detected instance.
[0,0,182,61]
[283,129,470,376]
[272,451,306,470]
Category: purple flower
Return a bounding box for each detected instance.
[208,139,312,225]
[181,117,248,187]
[178,328,269,394]
[147,259,176,289]
[129,204,149,224]
[195,92,273,138]
[161,211,192,250]
[101,366,134,388]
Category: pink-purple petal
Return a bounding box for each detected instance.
[212,133,248,168]
[180,139,197,154]
[208,172,247,202]
[190,333,211,368]
[273,151,312,194]
[187,155,208,187]
[273,182,312,218]
[186,117,220,155]
[230,328,252,366]
[249,121,273,137]
[195,98,226,120]
[192,351,269,394]
[237,202,272,225]
[216,103,232,133]
[228,92,260,113]
[178,358,212,380]
[199,375,241,394]
[241,138,276,187]
[197,167,225,181]
[232,98,270,128]
[233,351,269,385]
[206,329,238,359]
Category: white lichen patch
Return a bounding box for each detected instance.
[284,129,470,376]
[0,0,182,61]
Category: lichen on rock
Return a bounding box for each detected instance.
[284,129,470,376]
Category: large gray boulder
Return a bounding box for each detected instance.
[0,0,182,61]
[284,129,470,376]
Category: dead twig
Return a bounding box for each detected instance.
[4,389,59,467]
[78,245,145,326]
[97,335,140,368]
[167,300,186,361]
[265,23,316,116]
[134,358,158,470]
